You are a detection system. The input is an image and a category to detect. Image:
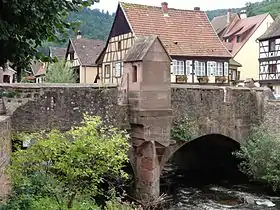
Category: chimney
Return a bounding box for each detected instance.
[161,2,169,17]
[227,8,232,24]
[76,30,82,39]
[194,7,200,11]
[240,10,247,19]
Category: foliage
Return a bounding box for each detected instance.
[235,120,280,191]
[45,60,76,83]
[5,115,130,209]
[0,0,99,71]
[171,117,196,142]
[245,0,280,18]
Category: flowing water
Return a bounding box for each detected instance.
[161,165,280,210]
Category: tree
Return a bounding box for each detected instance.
[235,119,280,191]
[6,115,130,209]
[0,0,99,71]
[45,60,76,83]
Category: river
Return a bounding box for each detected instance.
[160,164,280,210]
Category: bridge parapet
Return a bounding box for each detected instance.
[171,85,273,144]
[0,83,128,132]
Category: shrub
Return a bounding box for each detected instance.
[4,114,130,209]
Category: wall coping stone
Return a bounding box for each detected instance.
[0,83,118,89]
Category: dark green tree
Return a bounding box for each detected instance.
[0,0,99,71]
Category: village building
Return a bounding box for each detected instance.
[50,47,67,61]
[31,60,47,83]
[258,16,280,95]
[212,10,274,82]
[65,32,105,84]
[96,2,233,85]
[0,63,16,83]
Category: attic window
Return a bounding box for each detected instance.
[269,39,276,52]
[118,41,121,50]
[132,65,137,83]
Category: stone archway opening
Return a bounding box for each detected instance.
[161,134,247,190]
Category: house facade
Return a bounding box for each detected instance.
[258,16,280,94]
[96,2,232,85]
[212,10,274,82]
[66,33,105,84]
[0,64,16,83]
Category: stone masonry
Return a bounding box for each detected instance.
[0,116,11,202]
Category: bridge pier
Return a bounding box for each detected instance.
[121,36,173,202]
[134,141,160,201]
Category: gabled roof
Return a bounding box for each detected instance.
[211,13,239,35]
[31,60,46,76]
[67,38,105,66]
[223,13,269,56]
[120,2,231,58]
[50,47,67,60]
[124,36,171,62]
[258,15,280,41]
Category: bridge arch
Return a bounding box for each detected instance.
[160,134,243,183]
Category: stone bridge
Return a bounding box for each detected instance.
[0,83,275,202]
[0,40,277,203]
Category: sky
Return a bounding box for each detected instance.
[91,0,262,13]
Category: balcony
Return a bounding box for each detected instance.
[67,59,80,68]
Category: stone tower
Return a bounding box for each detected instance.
[122,36,173,202]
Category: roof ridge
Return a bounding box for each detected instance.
[120,1,205,13]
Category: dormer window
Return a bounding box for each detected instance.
[236,35,241,43]
[269,39,276,52]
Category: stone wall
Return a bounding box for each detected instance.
[263,100,280,132]
[0,84,129,132]
[171,85,273,144]
[0,116,11,202]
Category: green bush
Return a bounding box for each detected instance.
[2,114,131,209]
[235,122,280,191]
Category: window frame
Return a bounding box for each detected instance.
[269,39,276,52]
[172,60,185,75]
[104,64,111,78]
[195,61,206,76]
[115,62,122,78]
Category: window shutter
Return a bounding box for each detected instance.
[170,62,173,74]
[207,62,211,76]
[224,62,229,76]
[194,61,198,76]
[186,60,192,75]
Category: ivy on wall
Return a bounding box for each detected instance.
[171,117,196,142]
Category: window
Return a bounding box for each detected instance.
[172,60,184,75]
[115,62,121,77]
[118,41,122,50]
[105,64,110,78]
[70,52,74,60]
[236,35,241,43]
[195,61,206,76]
[132,65,137,82]
[207,61,217,76]
[215,62,223,76]
[269,39,276,52]
[268,64,277,74]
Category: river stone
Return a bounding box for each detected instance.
[244,196,255,205]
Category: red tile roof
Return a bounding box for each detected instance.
[120,2,231,58]
[223,13,269,56]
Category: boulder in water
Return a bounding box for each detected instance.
[255,199,275,207]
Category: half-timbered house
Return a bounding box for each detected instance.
[96,2,232,85]
[212,10,274,82]
[258,16,280,94]
[66,32,105,84]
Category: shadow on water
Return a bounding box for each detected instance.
[160,134,280,209]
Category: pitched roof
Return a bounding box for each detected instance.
[31,60,46,76]
[223,13,269,56]
[258,15,280,41]
[211,13,239,35]
[69,38,105,66]
[50,47,67,60]
[120,2,231,58]
[124,36,171,62]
